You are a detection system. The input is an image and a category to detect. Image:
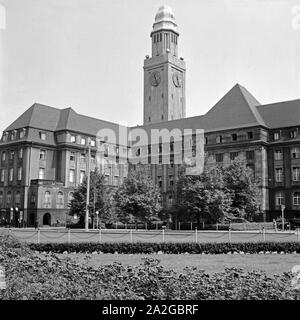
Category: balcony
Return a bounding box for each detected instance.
[30,179,63,186]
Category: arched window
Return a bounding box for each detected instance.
[275,192,284,206]
[293,192,300,206]
[15,191,21,207]
[44,191,51,208]
[57,191,64,209]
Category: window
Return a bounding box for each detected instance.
[148,145,151,155]
[275,192,284,206]
[39,132,46,140]
[216,136,222,144]
[104,145,109,157]
[135,148,141,157]
[2,132,8,142]
[170,142,174,152]
[246,150,254,160]
[113,176,119,185]
[215,153,223,163]
[19,129,26,138]
[70,152,75,161]
[274,149,283,160]
[69,169,75,183]
[44,191,51,208]
[158,176,162,188]
[18,148,23,159]
[39,150,46,160]
[247,132,253,139]
[68,192,74,203]
[291,147,300,159]
[90,139,96,147]
[2,152,6,161]
[80,137,86,145]
[17,167,22,181]
[39,168,45,180]
[57,191,64,208]
[0,169,5,182]
[205,137,208,145]
[15,191,21,206]
[290,130,297,139]
[293,192,300,206]
[148,116,151,123]
[10,131,16,140]
[159,143,162,153]
[10,151,14,160]
[231,133,237,141]
[91,155,96,163]
[169,176,174,187]
[70,135,76,143]
[274,132,280,141]
[293,167,300,181]
[9,168,13,182]
[0,191,3,205]
[275,168,283,182]
[80,171,85,184]
[30,194,36,205]
[80,153,86,162]
[230,152,239,160]
[6,191,12,205]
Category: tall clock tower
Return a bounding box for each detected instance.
[143,5,186,125]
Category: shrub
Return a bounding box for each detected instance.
[0,235,299,300]
[28,241,300,254]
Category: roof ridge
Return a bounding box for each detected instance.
[257,98,300,108]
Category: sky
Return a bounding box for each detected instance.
[0,0,299,132]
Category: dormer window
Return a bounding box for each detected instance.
[247,132,253,139]
[80,137,86,145]
[70,135,76,143]
[19,128,26,138]
[274,132,280,141]
[39,132,46,140]
[2,132,8,142]
[231,133,237,141]
[290,130,297,139]
[10,130,17,140]
[216,136,222,144]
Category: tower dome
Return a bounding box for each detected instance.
[152,5,178,34]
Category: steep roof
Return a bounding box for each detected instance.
[257,99,300,129]
[5,103,123,136]
[203,83,265,129]
[5,103,61,131]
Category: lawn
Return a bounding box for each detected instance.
[56,252,300,275]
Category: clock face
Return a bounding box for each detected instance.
[150,71,161,87]
[172,72,182,87]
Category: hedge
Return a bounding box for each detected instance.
[28,241,300,254]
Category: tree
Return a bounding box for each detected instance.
[114,166,162,224]
[69,168,107,225]
[175,166,232,224]
[221,157,261,221]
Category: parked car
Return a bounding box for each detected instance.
[229,217,249,223]
[288,218,300,230]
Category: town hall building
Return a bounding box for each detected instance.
[0,5,300,227]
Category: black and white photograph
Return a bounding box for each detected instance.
[0,0,300,313]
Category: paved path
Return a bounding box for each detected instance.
[1,227,299,243]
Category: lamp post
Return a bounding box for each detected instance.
[85,138,91,231]
[281,204,285,232]
[96,211,99,229]
[10,208,13,228]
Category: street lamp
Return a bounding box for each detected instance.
[85,138,91,232]
[281,204,285,232]
[96,211,99,229]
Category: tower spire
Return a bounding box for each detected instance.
[151,5,179,57]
